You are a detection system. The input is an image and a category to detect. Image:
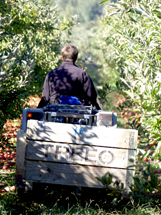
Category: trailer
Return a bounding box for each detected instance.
[16,104,138,192]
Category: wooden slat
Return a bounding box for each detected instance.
[16,130,26,187]
[25,141,135,169]
[26,120,138,149]
[24,160,134,189]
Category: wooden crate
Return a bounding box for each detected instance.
[16,120,138,191]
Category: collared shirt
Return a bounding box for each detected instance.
[40,62,100,108]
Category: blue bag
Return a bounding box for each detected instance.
[60,95,82,105]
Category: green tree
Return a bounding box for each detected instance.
[0,0,77,130]
[98,0,161,144]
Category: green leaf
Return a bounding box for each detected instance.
[100,0,109,5]
[112,198,117,205]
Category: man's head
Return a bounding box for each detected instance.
[61,44,78,63]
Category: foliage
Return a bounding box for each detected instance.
[0,0,77,131]
[95,0,161,206]
[96,163,161,209]
[96,172,124,206]
[98,0,161,147]
[130,163,161,197]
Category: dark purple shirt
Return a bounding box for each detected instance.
[39,62,100,108]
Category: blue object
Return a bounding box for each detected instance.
[74,128,77,135]
[60,95,82,105]
[79,127,82,134]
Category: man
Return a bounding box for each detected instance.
[38,44,101,109]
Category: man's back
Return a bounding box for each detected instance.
[43,61,97,106]
[38,44,101,109]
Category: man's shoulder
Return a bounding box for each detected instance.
[74,66,85,73]
[73,64,88,75]
[47,66,60,76]
[47,63,88,77]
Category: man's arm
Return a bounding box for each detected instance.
[82,72,101,110]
